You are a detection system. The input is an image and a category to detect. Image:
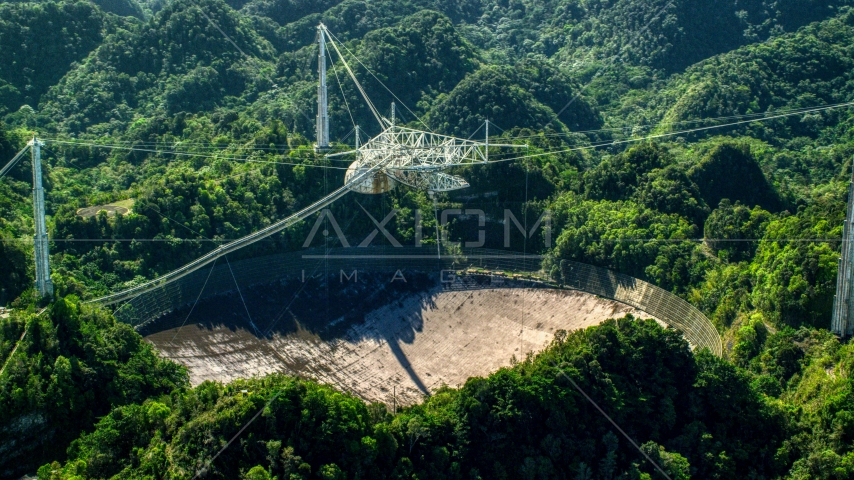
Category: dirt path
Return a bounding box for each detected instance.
[146,288,653,405]
[0,307,47,378]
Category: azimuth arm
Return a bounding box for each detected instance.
[90,161,387,306]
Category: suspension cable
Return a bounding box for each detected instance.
[503,100,854,140]
[327,42,357,131]
[323,28,432,131]
[46,96,851,170]
[321,26,385,129]
[43,139,350,170]
[476,100,854,165]
[0,145,31,179]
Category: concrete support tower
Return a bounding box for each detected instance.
[832,169,854,336]
[315,24,330,151]
[29,137,53,298]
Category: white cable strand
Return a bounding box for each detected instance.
[168,257,219,344]
[324,29,432,131]
[2,237,842,244]
[327,45,357,131]
[225,254,261,336]
[467,122,485,140]
[555,364,673,480]
[480,101,854,165]
[321,27,386,128]
[513,101,854,140]
[46,99,853,147]
[45,139,350,170]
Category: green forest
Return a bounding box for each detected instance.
[2,0,854,478]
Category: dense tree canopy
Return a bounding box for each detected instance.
[34,316,795,480]
[0,296,186,477]
[0,0,123,115]
[704,199,771,262]
[688,142,783,212]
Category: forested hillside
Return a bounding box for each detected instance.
[0,0,131,115]
[21,313,854,479]
[2,0,854,478]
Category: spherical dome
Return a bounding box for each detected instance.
[344,160,396,194]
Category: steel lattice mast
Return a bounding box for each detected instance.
[30,137,53,298]
[315,24,330,152]
[0,137,53,298]
[832,167,854,337]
